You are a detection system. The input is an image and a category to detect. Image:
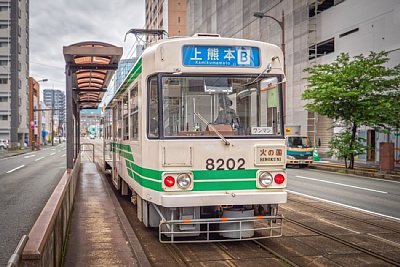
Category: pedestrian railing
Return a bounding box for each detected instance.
[80,143,95,162]
[7,235,28,267]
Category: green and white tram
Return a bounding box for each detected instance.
[103,33,287,242]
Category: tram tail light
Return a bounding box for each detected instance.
[164,176,175,187]
[274,173,285,185]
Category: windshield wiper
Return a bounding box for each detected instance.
[194,112,230,146]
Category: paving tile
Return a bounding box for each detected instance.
[64,162,137,266]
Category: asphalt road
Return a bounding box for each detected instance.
[0,144,66,266]
[286,167,400,220]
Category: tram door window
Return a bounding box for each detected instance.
[130,85,139,140]
[148,77,159,138]
[123,96,129,140]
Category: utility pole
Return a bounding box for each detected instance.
[51,90,55,146]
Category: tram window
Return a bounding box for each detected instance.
[148,77,159,138]
[130,86,138,140]
[117,101,123,139]
[161,76,282,137]
[123,96,129,140]
[113,106,118,139]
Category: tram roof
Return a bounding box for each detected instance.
[63,41,123,109]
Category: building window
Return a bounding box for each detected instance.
[0,96,8,102]
[0,115,8,120]
[0,60,8,66]
[0,78,7,84]
[0,41,8,47]
[339,28,359,38]
[309,0,335,17]
[309,38,334,60]
[178,17,181,23]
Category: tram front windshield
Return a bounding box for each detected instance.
[161,76,282,138]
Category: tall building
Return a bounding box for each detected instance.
[145,0,186,43]
[43,89,66,137]
[186,0,400,161]
[0,0,29,147]
[115,58,138,91]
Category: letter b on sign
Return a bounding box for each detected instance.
[237,49,250,65]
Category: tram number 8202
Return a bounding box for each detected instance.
[206,158,245,170]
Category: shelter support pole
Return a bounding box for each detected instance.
[66,68,74,169]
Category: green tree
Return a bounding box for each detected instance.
[328,129,367,169]
[303,51,400,169]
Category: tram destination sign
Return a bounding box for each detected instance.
[182,45,260,67]
[254,145,285,166]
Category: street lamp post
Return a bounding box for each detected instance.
[30,78,48,151]
[253,10,286,124]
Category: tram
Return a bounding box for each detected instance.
[103,33,287,242]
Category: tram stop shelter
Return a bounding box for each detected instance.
[63,41,122,169]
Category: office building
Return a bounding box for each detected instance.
[43,89,66,137]
[186,0,400,161]
[0,0,29,147]
[145,0,186,43]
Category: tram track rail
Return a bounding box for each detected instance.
[284,216,400,266]
[161,239,298,267]
[289,197,400,234]
[98,144,400,267]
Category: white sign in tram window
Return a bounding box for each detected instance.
[251,127,273,135]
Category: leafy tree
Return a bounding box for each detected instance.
[328,129,367,169]
[303,51,400,169]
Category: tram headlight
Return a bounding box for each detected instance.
[177,173,192,189]
[258,171,273,187]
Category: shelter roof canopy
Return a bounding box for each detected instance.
[63,41,122,109]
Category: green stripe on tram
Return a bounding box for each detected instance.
[111,142,262,192]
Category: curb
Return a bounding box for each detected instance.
[309,164,400,181]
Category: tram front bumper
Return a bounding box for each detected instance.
[158,190,287,207]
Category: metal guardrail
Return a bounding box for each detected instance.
[80,143,95,162]
[7,235,28,267]
[159,215,284,243]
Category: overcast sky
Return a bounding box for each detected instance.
[30,0,145,90]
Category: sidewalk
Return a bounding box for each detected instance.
[63,162,148,266]
[0,143,63,159]
[309,158,400,180]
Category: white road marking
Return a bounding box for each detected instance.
[61,154,66,157]
[51,148,56,151]
[50,152,56,156]
[24,154,35,158]
[6,165,25,173]
[318,218,361,234]
[287,190,400,222]
[295,175,387,194]
[35,156,45,161]
[367,233,400,248]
